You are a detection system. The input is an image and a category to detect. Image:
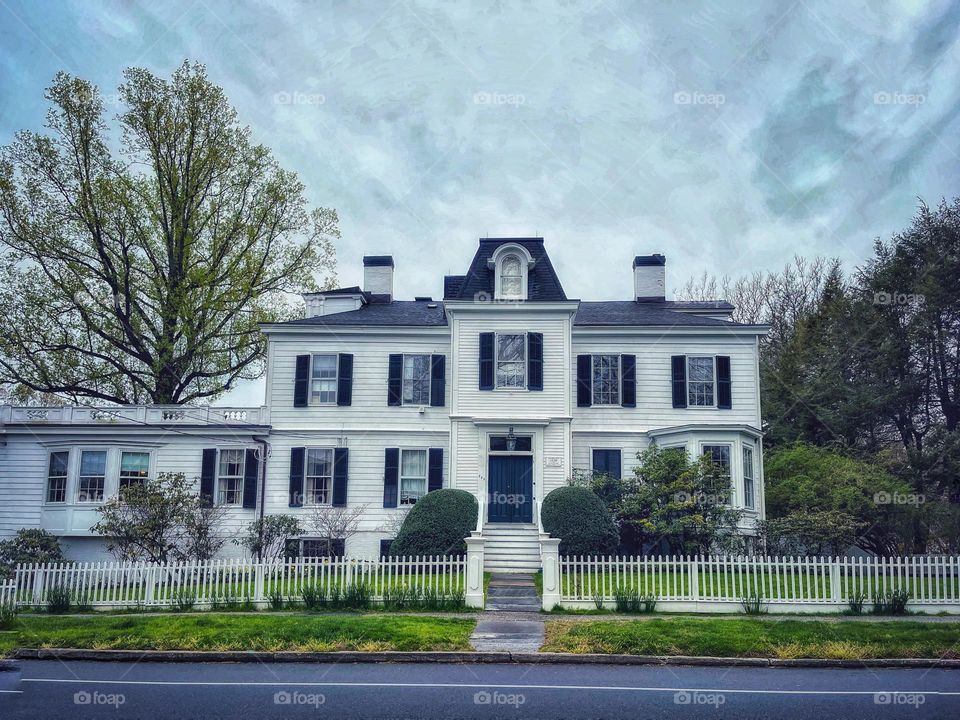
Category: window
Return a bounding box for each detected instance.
[305,448,333,505]
[217,449,245,506]
[592,448,622,479]
[46,451,68,503]
[499,254,523,298]
[687,356,715,407]
[489,435,533,452]
[77,450,106,502]
[592,355,620,405]
[400,449,427,505]
[702,444,731,477]
[118,451,150,491]
[310,354,337,404]
[402,354,431,405]
[496,333,526,388]
[300,538,344,558]
[743,446,755,509]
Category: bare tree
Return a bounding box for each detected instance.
[307,504,368,555]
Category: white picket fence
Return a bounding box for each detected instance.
[6,556,466,610]
[556,555,960,613]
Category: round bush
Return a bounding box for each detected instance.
[390,489,478,557]
[541,486,619,556]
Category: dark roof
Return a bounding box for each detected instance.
[362,255,394,267]
[443,238,567,301]
[633,254,665,267]
[282,300,447,327]
[574,301,736,327]
[307,286,363,296]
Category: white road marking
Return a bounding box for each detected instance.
[18,678,960,696]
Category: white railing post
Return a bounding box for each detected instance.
[830,556,841,603]
[689,556,700,603]
[465,533,485,608]
[254,562,265,603]
[540,537,562,611]
[31,564,45,606]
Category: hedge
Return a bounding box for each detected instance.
[541,486,619,556]
[390,489,478,557]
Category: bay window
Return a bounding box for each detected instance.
[77,450,106,502]
[46,451,68,503]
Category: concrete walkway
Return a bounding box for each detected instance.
[470,574,544,652]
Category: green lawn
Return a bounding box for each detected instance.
[542,618,960,659]
[0,614,476,655]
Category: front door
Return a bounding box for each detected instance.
[487,455,533,523]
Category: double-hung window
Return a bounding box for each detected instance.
[499,254,523,298]
[400,449,427,505]
[592,355,620,405]
[310,354,338,404]
[305,448,333,505]
[77,450,106,503]
[687,356,715,407]
[496,333,526,388]
[402,354,431,405]
[46,451,68,503]
[592,448,622,479]
[702,444,731,478]
[119,451,150,491]
[742,446,755,509]
[217,449,244,506]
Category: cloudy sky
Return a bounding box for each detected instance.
[2,0,957,403]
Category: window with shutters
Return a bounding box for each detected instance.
[118,451,150,491]
[310,354,338,404]
[687,356,716,407]
[46,451,69,503]
[305,448,333,505]
[77,450,106,503]
[217,449,245,506]
[743,445,755,509]
[402,354,431,405]
[496,333,526,388]
[592,355,620,405]
[400,449,427,505]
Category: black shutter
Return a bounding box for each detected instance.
[200,448,217,508]
[379,539,393,558]
[717,355,732,409]
[528,332,543,391]
[337,354,353,406]
[387,354,403,406]
[430,355,446,407]
[383,447,399,508]
[576,355,592,407]
[288,447,305,507]
[242,448,258,509]
[479,333,495,390]
[671,355,687,408]
[332,448,349,507]
[293,355,310,407]
[621,354,636,408]
[428,448,443,492]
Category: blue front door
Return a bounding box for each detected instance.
[487,455,533,523]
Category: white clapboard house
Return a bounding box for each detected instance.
[0,239,769,571]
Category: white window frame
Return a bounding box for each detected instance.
[497,253,525,300]
[742,444,755,510]
[310,353,338,405]
[217,448,245,507]
[401,353,432,406]
[399,448,428,506]
[591,354,621,406]
[77,448,108,503]
[495,332,527,389]
[304,447,334,506]
[590,447,623,479]
[118,450,152,491]
[46,450,70,504]
[687,355,717,408]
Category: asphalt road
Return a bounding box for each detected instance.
[1,659,959,719]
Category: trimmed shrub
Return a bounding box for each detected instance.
[541,486,618,557]
[390,489,478,557]
[0,529,64,578]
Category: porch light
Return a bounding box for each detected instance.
[506,427,517,452]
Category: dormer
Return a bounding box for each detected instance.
[488,243,534,301]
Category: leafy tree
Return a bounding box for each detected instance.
[0,61,338,404]
[0,528,64,577]
[91,472,226,562]
[235,515,303,561]
[758,511,863,557]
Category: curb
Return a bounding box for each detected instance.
[10,648,960,669]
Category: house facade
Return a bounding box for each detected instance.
[0,238,769,571]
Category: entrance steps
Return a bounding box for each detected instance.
[482,523,541,574]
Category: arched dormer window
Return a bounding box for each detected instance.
[500,255,523,298]
[490,244,533,300]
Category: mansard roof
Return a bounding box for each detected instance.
[443,238,567,301]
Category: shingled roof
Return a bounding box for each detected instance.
[443,238,567,301]
[281,300,448,327]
